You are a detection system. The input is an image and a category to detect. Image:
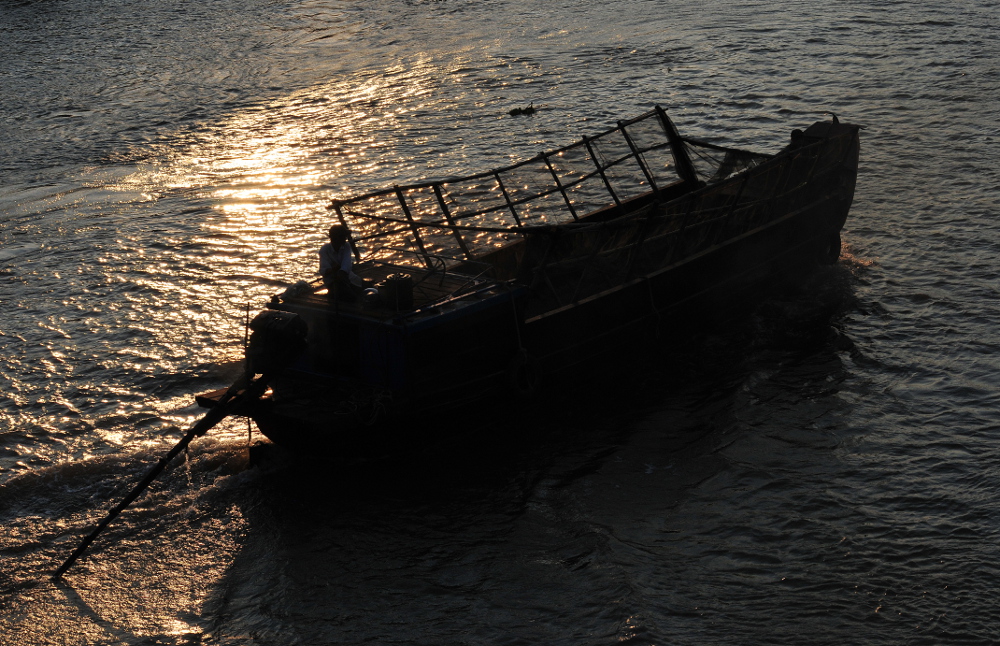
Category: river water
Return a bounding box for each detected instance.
[2,0,999,643]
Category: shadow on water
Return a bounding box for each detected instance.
[239,259,864,510]
[0,262,865,644]
[194,261,865,643]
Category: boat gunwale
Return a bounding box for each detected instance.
[522,191,845,325]
[328,109,773,209]
[324,128,847,261]
[327,107,778,260]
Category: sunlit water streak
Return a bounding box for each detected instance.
[2,0,1000,643]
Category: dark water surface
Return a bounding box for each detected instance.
[3,0,1000,643]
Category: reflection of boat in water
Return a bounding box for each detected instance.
[196,106,860,452]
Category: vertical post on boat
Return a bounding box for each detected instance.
[394,186,433,269]
[618,121,659,194]
[432,184,474,261]
[568,222,610,305]
[523,231,564,308]
[719,172,751,243]
[543,154,579,222]
[582,135,622,208]
[241,305,252,450]
[655,106,700,187]
[803,143,824,184]
[763,154,792,222]
[494,171,523,227]
[623,203,657,280]
[332,202,362,262]
[669,193,700,264]
[727,173,750,216]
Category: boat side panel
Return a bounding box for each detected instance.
[522,185,853,376]
[275,291,521,391]
[243,121,859,452]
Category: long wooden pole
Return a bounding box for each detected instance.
[52,372,270,580]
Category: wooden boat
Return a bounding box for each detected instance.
[196,106,860,452]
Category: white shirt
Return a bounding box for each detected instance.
[319,242,362,286]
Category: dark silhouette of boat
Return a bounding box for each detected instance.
[196,106,859,452]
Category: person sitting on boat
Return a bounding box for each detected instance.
[320,224,363,301]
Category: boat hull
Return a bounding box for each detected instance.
[197,115,860,454]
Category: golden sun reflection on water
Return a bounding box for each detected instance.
[138,56,484,258]
[172,80,437,278]
[69,62,500,393]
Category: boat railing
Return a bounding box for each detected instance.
[512,126,859,316]
[330,110,854,306]
[330,107,722,269]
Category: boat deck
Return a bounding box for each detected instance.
[282,261,493,316]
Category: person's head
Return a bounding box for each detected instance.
[328,224,348,248]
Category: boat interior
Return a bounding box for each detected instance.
[277,178,699,321]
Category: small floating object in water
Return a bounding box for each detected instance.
[509,102,535,116]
